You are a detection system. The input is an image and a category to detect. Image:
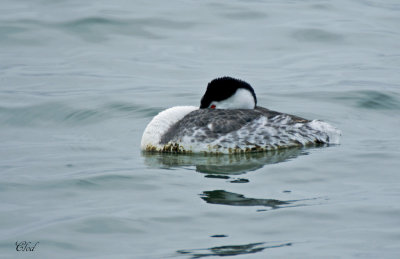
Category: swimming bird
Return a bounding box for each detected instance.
[141,77,340,154]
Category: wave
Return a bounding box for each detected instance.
[0,102,162,126]
[0,16,195,42]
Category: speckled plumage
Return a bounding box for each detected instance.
[143,106,340,154]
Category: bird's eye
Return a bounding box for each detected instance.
[210,104,216,109]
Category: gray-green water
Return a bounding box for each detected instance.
[1,0,400,258]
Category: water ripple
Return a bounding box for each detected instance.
[277,90,400,111]
[0,16,196,42]
[177,242,292,258]
[336,90,400,110]
[221,10,267,20]
[75,217,143,234]
[292,28,345,43]
[201,190,291,209]
[0,102,162,126]
[0,103,104,126]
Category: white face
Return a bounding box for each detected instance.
[209,88,256,109]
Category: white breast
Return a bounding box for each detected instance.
[141,106,198,150]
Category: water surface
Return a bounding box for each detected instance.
[1,0,400,258]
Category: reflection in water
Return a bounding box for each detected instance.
[201,190,295,209]
[177,242,292,258]
[142,148,308,176]
[143,149,316,214]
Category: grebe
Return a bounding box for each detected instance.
[141,77,340,154]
